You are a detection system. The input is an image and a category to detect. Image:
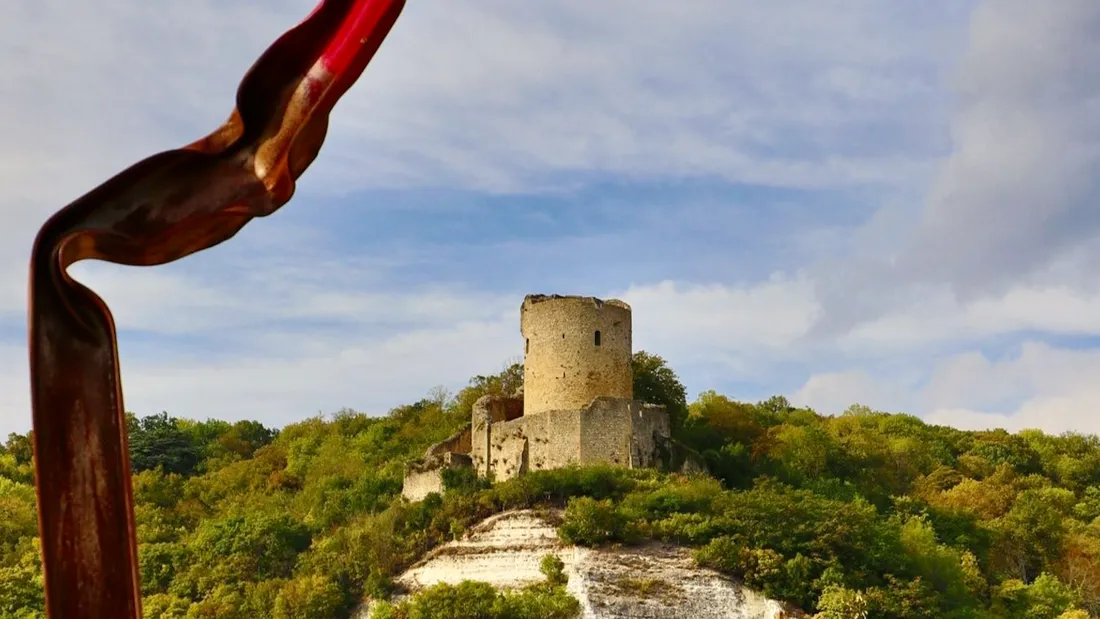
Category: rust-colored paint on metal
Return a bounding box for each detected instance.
[27,1,406,617]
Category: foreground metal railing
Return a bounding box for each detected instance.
[26,1,406,616]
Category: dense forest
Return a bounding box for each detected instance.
[2,352,1099,618]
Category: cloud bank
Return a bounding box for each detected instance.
[2,0,1098,441]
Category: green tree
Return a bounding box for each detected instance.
[447,363,524,420]
[129,412,202,476]
[0,544,44,617]
[3,433,32,466]
[539,554,567,587]
[815,585,869,619]
[173,513,312,599]
[991,487,1077,581]
[1073,486,1100,522]
[558,497,627,546]
[631,351,688,433]
[272,574,345,619]
[142,593,191,619]
[991,573,1085,619]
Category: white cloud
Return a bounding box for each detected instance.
[809,0,1100,339]
[6,257,1100,438]
[2,271,816,435]
[112,316,522,428]
[790,370,912,417]
[0,312,522,436]
[838,282,1100,353]
[792,342,1100,436]
[0,0,958,327]
[0,0,961,224]
[2,269,821,436]
[0,345,31,438]
[321,0,961,194]
[3,0,1100,444]
[55,259,515,335]
[927,382,1100,437]
[906,0,1100,296]
[894,0,1100,295]
[620,276,819,363]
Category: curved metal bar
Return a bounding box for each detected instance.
[27,1,406,616]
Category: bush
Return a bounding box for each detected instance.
[441,466,489,495]
[142,593,191,619]
[369,580,580,619]
[539,554,567,587]
[558,497,627,546]
[814,586,869,619]
[272,575,346,619]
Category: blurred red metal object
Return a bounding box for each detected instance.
[26,1,405,616]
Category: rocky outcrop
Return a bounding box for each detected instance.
[359,510,804,619]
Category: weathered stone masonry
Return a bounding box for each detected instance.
[402,294,673,501]
[521,295,633,417]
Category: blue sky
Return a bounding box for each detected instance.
[3,0,1100,438]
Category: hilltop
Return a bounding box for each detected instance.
[1,352,1099,618]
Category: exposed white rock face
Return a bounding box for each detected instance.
[361,509,804,619]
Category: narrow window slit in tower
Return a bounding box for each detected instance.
[594,330,601,346]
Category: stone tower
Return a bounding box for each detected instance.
[520,294,633,417]
[401,293,688,501]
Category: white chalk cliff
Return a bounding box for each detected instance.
[359,509,805,619]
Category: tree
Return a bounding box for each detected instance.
[539,554,567,586]
[272,574,344,619]
[991,488,1076,581]
[558,497,626,546]
[219,420,278,459]
[1056,531,1100,615]
[3,433,32,466]
[631,351,689,433]
[991,573,1085,619]
[815,585,869,619]
[447,362,525,419]
[0,543,45,616]
[128,412,202,476]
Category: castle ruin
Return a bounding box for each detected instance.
[401,294,672,501]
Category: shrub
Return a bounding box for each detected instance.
[272,574,345,619]
[558,497,626,546]
[539,554,567,587]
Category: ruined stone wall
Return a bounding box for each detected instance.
[402,468,446,502]
[475,397,671,482]
[480,395,524,424]
[579,398,670,468]
[626,403,671,468]
[424,424,472,458]
[520,295,632,417]
[577,398,633,467]
[402,453,474,502]
[470,394,524,477]
[484,408,582,482]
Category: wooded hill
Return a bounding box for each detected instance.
[2,352,1098,618]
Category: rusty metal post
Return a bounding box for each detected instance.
[27,1,406,616]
